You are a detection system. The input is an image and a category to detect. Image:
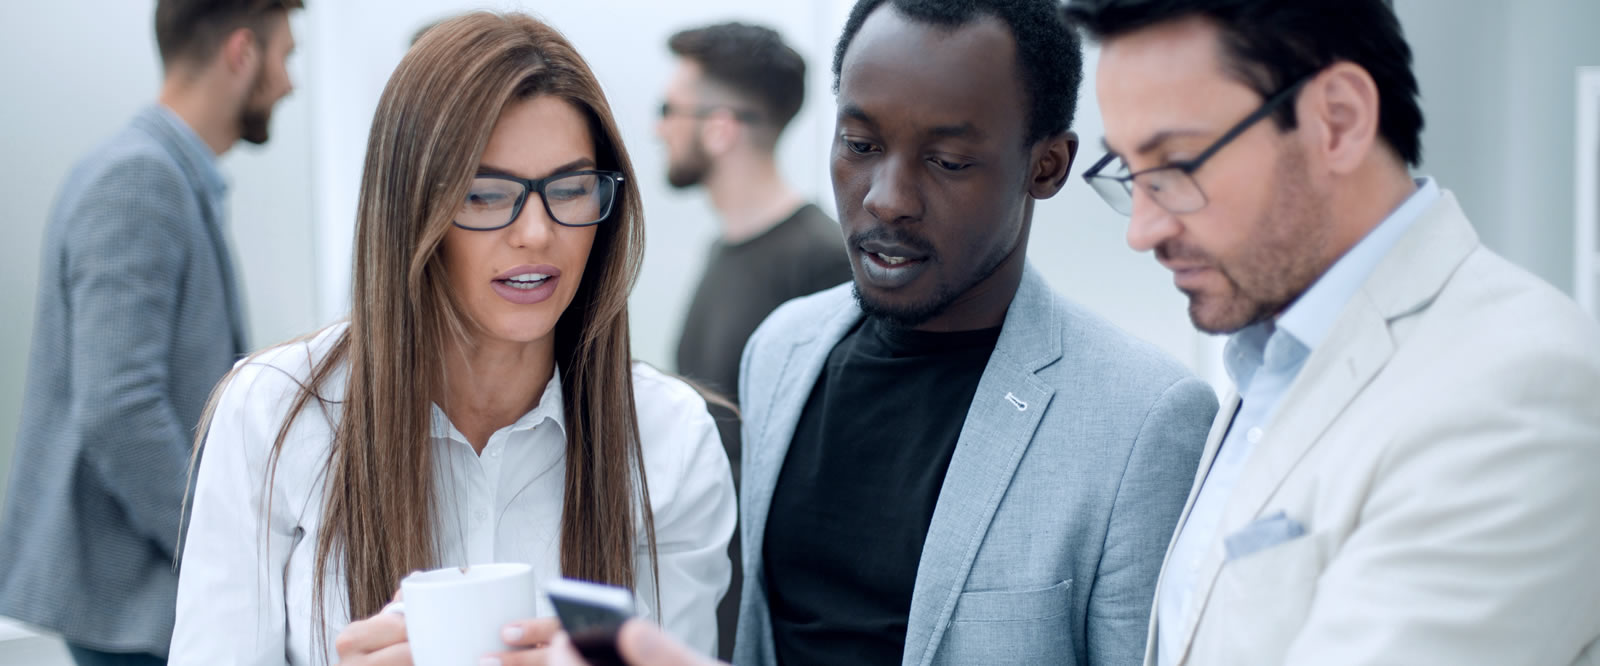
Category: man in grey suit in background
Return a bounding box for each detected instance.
[0,1,300,664]
[731,1,1217,664]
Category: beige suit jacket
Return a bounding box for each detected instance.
[1147,192,1600,665]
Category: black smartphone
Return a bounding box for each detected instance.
[546,577,636,666]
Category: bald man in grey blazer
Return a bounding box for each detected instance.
[0,2,299,664]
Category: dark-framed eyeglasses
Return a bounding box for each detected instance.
[453,170,624,231]
[1083,75,1312,216]
[657,102,762,124]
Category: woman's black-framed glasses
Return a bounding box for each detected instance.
[454,169,624,230]
[1082,75,1312,216]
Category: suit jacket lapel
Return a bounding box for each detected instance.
[1171,192,1481,662]
[137,107,249,355]
[1144,391,1238,666]
[902,267,1061,666]
[742,300,863,585]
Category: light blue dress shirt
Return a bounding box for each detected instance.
[150,104,228,209]
[1155,178,1440,665]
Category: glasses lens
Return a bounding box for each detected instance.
[458,177,524,229]
[1088,176,1133,216]
[544,172,616,226]
[1138,169,1207,215]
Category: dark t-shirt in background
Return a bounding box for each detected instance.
[674,202,852,660]
[763,317,1002,666]
[675,203,853,481]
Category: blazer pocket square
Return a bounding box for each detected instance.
[1224,511,1307,561]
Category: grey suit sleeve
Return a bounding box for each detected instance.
[64,157,198,560]
[1086,377,1217,664]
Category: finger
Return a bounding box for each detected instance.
[616,620,711,666]
[501,616,562,648]
[483,646,549,666]
[546,634,587,666]
[334,611,408,657]
[358,641,413,666]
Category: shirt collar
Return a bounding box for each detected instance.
[1275,177,1439,352]
[147,104,229,199]
[431,365,568,444]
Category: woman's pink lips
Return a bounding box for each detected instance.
[494,264,561,281]
[491,264,561,305]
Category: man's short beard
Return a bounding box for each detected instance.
[1177,142,1331,334]
[666,139,711,189]
[852,236,1013,329]
[239,106,271,145]
[237,59,273,145]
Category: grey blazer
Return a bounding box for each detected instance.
[0,105,247,656]
[732,265,1218,666]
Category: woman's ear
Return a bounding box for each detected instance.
[1029,131,1078,199]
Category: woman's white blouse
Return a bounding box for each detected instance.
[169,325,735,665]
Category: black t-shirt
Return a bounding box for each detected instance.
[763,316,1002,666]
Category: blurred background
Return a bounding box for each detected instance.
[3,0,1599,660]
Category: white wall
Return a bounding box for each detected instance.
[1398,0,1600,293]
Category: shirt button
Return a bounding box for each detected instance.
[489,449,500,458]
[1247,427,1264,444]
[474,510,488,522]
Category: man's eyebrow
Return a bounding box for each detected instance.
[839,104,876,128]
[476,157,597,179]
[1133,129,1211,156]
[928,123,982,141]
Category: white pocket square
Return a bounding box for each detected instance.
[1224,511,1306,561]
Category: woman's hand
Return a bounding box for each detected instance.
[334,592,411,664]
[481,616,563,665]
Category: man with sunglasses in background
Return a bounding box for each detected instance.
[1063,1,1600,664]
[656,22,852,660]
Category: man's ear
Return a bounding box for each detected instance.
[699,110,741,157]
[1302,62,1380,175]
[220,27,258,75]
[1029,130,1078,199]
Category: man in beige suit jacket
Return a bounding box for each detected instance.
[1065,0,1600,664]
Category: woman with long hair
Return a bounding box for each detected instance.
[169,12,735,664]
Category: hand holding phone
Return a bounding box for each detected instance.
[546,577,636,666]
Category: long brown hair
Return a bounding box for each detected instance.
[196,11,656,656]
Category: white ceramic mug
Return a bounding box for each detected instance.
[393,563,538,666]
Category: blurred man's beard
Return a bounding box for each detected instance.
[238,59,274,146]
[666,140,711,189]
[239,106,272,145]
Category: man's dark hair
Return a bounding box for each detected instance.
[155,0,303,68]
[668,22,808,136]
[832,0,1084,145]
[1063,0,1423,166]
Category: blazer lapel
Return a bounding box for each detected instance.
[741,299,863,583]
[902,267,1061,666]
[137,107,249,355]
[1144,391,1238,666]
[1170,192,1481,663]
